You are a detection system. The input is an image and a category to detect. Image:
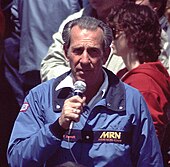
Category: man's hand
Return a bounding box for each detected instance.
[59,95,86,129]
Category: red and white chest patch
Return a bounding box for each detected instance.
[20,102,30,112]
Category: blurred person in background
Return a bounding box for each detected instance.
[7,0,89,106]
[165,0,170,23]
[107,2,170,166]
[0,1,20,167]
[135,0,170,74]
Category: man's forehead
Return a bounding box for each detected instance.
[70,25,103,36]
[69,26,104,47]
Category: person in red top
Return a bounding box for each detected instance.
[107,3,170,166]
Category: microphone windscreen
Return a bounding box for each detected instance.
[73,81,86,94]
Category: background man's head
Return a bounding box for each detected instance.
[135,0,168,18]
[88,0,136,21]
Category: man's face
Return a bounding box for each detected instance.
[135,0,160,15]
[65,25,109,87]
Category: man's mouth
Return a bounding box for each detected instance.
[77,69,92,73]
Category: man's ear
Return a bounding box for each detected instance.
[103,47,111,64]
[63,44,69,61]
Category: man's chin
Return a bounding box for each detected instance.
[74,70,94,81]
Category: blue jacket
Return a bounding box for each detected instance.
[7,69,163,167]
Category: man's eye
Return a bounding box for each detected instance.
[73,48,83,55]
[87,48,101,57]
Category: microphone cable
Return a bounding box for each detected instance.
[67,80,86,164]
[68,129,78,164]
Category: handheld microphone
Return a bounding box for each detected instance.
[68,80,86,134]
[73,80,86,97]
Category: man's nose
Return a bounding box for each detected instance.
[80,50,90,64]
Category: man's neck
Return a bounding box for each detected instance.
[84,72,106,104]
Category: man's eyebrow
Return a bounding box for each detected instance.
[72,46,84,49]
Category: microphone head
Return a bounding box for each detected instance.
[74,81,86,94]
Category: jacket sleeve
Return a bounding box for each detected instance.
[7,87,62,167]
[131,94,164,167]
[40,10,84,82]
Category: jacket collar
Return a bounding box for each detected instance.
[52,68,126,112]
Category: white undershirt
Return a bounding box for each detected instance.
[55,70,109,109]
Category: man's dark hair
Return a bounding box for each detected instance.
[62,16,113,50]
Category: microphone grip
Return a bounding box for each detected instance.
[68,121,74,135]
[68,83,86,135]
[68,92,82,135]
[73,91,83,98]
